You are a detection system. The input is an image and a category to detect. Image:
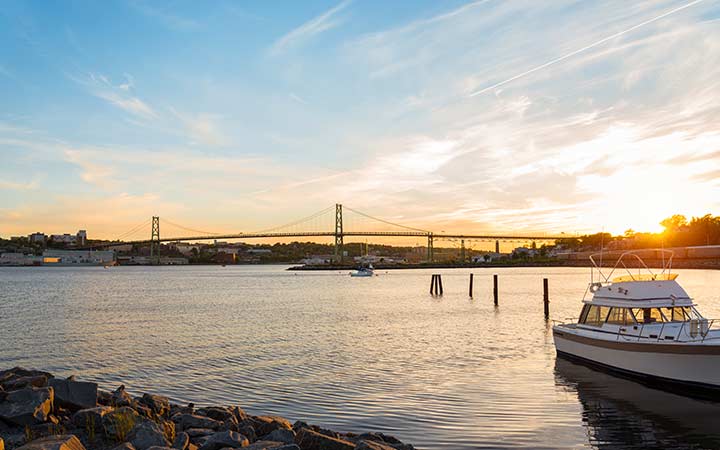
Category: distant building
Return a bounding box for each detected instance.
[512,247,538,258]
[76,230,87,246]
[301,255,333,265]
[247,249,272,255]
[50,234,76,244]
[28,232,46,243]
[472,252,502,263]
[43,249,115,265]
[0,253,42,266]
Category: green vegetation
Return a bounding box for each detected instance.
[555,214,720,251]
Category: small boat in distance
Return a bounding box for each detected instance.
[553,250,720,395]
[350,264,375,277]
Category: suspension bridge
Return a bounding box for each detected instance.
[89,204,570,263]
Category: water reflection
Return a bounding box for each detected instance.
[554,357,720,449]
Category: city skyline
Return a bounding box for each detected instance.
[2,0,720,239]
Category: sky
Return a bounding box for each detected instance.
[1,0,719,241]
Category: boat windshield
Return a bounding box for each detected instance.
[579,305,702,326]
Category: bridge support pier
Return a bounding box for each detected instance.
[334,204,344,262]
[495,240,500,254]
[427,233,434,263]
[460,239,466,263]
[150,216,160,265]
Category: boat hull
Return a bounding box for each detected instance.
[553,328,720,392]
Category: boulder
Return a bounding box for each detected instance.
[111,386,135,407]
[0,386,54,426]
[356,442,396,450]
[184,429,214,438]
[262,429,295,444]
[194,407,232,422]
[197,431,249,450]
[252,416,292,436]
[111,444,137,450]
[172,432,190,450]
[172,414,222,432]
[230,406,248,423]
[294,428,355,450]
[103,407,140,440]
[0,437,4,450]
[71,406,114,429]
[15,435,85,450]
[128,420,171,450]
[140,394,170,418]
[2,375,48,391]
[144,447,173,450]
[243,442,291,450]
[49,379,97,412]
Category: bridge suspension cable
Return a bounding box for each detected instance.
[114,218,152,242]
[252,205,335,234]
[343,206,429,233]
[161,218,222,237]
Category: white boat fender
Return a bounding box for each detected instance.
[589,282,602,293]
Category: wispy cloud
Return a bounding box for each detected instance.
[469,0,707,96]
[69,72,158,119]
[269,0,352,55]
[169,108,226,146]
[128,1,201,31]
[0,179,39,191]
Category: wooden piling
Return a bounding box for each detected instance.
[543,278,549,318]
[469,273,474,297]
[430,274,443,296]
[493,274,498,306]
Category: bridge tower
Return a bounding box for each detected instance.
[427,233,434,263]
[460,239,466,263]
[334,204,343,262]
[150,216,160,265]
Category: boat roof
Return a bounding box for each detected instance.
[610,273,678,283]
[586,279,693,307]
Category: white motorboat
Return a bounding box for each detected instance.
[350,264,375,277]
[553,250,720,393]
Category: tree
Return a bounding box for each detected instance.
[660,215,688,232]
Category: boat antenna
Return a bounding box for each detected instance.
[599,227,605,271]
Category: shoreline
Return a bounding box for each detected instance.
[0,367,415,450]
[288,258,720,271]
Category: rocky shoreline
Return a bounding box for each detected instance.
[0,367,415,450]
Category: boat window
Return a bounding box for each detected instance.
[606,307,635,325]
[660,307,692,322]
[631,308,667,324]
[584,305,611,326]
[578,305,591,324]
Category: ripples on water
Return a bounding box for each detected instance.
[1,266,720,449]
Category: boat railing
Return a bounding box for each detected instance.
[614,318,720,343]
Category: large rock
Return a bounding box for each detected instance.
[2,375,49,391]
[172,432,189,450]
[356,441,396,450]
[128,420,171,450]
[103,406,140,441]
[0,386,54,426]
[0,437,4,450]
[110,386,135,407]
[252,416,292,436]
[243,442,293,450]
[194,407,232,422]
[172,414,222,431]
[15,435,85,450]
[111,444,136,450]
[72,406,114,429]
[198,431,249,450]
[49,378,97,412]
[140,394,170,418]
[294,428,355,450]
[262,429,295,444]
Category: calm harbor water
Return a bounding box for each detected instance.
[2,265,720,449]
